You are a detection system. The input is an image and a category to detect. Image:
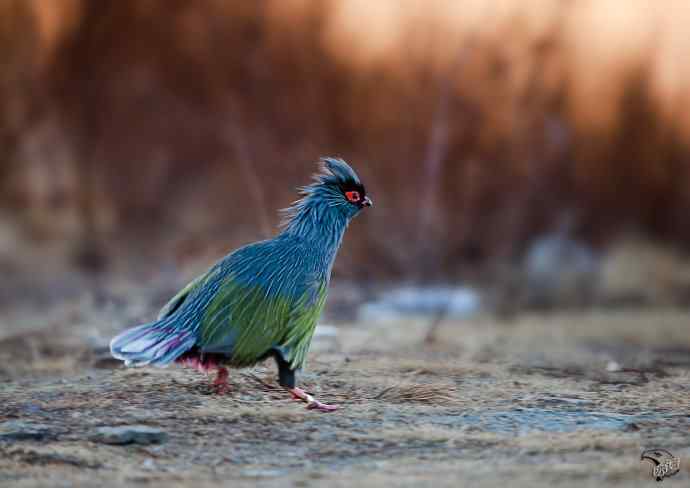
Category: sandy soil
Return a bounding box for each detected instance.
[1,286,689,487]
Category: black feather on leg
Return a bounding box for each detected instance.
[272,351,296,388]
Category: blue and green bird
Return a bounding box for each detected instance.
[110,157,372,411]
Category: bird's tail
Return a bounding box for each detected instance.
[110,316,196,367]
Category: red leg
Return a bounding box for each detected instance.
[177,353,230,394]
[212,366,230,394]
[288,387,338,412]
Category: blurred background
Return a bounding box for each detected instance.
[3,0,690,336]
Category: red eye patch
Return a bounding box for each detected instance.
[345,191,361,203]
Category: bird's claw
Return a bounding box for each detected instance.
[288,387,338,412]
[306,400,338,412]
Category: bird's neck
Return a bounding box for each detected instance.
[280,198,350,261]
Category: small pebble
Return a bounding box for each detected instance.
[606,361,621,372]
[93,425,168,445]
[0,421,59,441]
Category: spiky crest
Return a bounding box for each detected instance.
[280,157,365,231]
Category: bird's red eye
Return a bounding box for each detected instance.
[345,191,361,203]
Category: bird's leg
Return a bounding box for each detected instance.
[288,387,338,412]
[272,350,337,412]
[176,352,230,394]
[212,366,230,395]
[201,355,230,394]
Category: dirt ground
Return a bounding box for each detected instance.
[1,280,689,487]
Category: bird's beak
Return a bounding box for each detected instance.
[362,196,373,207]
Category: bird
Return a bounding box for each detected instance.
[640,449,680,482]
[110,157,372,412]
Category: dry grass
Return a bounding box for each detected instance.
[2,301,690,487]
[372,381,458,405]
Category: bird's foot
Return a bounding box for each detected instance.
[177,353,231,394]
[212,367,230,395]
[288,387,338,412]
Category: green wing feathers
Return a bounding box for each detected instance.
[281,286,328,369]
[199,277,327,369]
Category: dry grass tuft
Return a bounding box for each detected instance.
[373,381,457,405]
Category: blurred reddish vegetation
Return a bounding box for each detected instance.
[2,0,690,281]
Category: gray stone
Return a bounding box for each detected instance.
[0,421,58,441]
[93,425,168,445]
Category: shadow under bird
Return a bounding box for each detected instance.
[110,158,372,411]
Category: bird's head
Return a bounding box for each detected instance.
[289,157,372,219]
[313,157,372,213]
[641,449,675,466]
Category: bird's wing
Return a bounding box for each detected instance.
[196,240,327,369]
[157,266,219,320]
[275,281,328,369]
[198,279,326,369]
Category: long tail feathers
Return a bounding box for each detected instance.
[110,317,196,367]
